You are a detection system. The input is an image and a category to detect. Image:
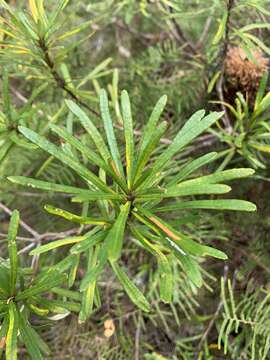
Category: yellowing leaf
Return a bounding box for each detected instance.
[250,143,270,153]
[0,28,15,38]
[212,12,228,45]
[29,0,38,23]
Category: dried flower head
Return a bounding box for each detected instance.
[225,46,268,97]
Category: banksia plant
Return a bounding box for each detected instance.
[0,0,110,116]
[9,90,256,318]
[212,72,270,169]
[224,46,268,100]
[0,210,81,359]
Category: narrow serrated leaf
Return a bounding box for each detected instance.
[18,126,112,193]
[100,89,124,178]
[111,261,150,312]
[7,210,19,294]
[6,302,18,360]
[121,90,134,188]
[106,202,131,261]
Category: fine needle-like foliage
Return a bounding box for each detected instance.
[219,278,270,359]
[9,90,256,318]
[0,210,81,360]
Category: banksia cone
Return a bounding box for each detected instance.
[224,46,268,101]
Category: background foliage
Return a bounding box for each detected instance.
[0,0,270,359]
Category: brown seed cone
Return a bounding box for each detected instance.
[224,46,268,103]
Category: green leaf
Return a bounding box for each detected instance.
[0,261,11,296]
[27,303,49,317]
[168,231,228,260]
[2,67,11,124]
[250,143,270,153]
[50,124,128,192]
[131,226,173,303]
[167,152,218,186]
[78,58,112,88]
[0,315,9,358]
[71,192,123,202]
[121,90,135,189]
[157,255,173,303]
[70,229,106,255]
[65,100,111,163]
[56,19,93,41]
[40,299,80,313]
[79,281,96,323]
[51,287,82,301]
[174,252,203,288]
[207,71,221,94]
[18,126,112,193]
[106,201,131,261]
[111,261,150,312]
[79,247,99,323]
[79,243,108,291]
[138,208,228,260]
[68,254,80,287]
[179,109,206,133]
[7,210,19,295]
[49,0,69,24]
[176,168,255,186]
[18,311,48,360]
[137,184,231,200]
[33,296,78,314]
[49,124,104,169]
[244,32,270,57]
[255,72,268,111]
[240,23,270,33]
[134,121,168,183]
[10,132,38,150]
[8,176,96,196]
[6,302,18,360]
[44,204,110,225]
[15,271,67,301]
[138,111,224,189]
[100,89,124,178]
[30,235,88,255]
[156,199,256,212]
[203,246,228,260]
[0,140,13,162]
[212,11,228,45]
[9,176,123,201]
[51,254,77,273]
[139,95,167,154]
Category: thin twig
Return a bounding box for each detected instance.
[167,5,197,54]
[0,233,33,242]
[38,37,100,118]
[18,243,36,255]
[0,202,40,240]
[196,16,213,48]
[0,202,84,264]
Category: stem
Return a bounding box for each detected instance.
[38,38,100,118]
[216,0,235,134]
